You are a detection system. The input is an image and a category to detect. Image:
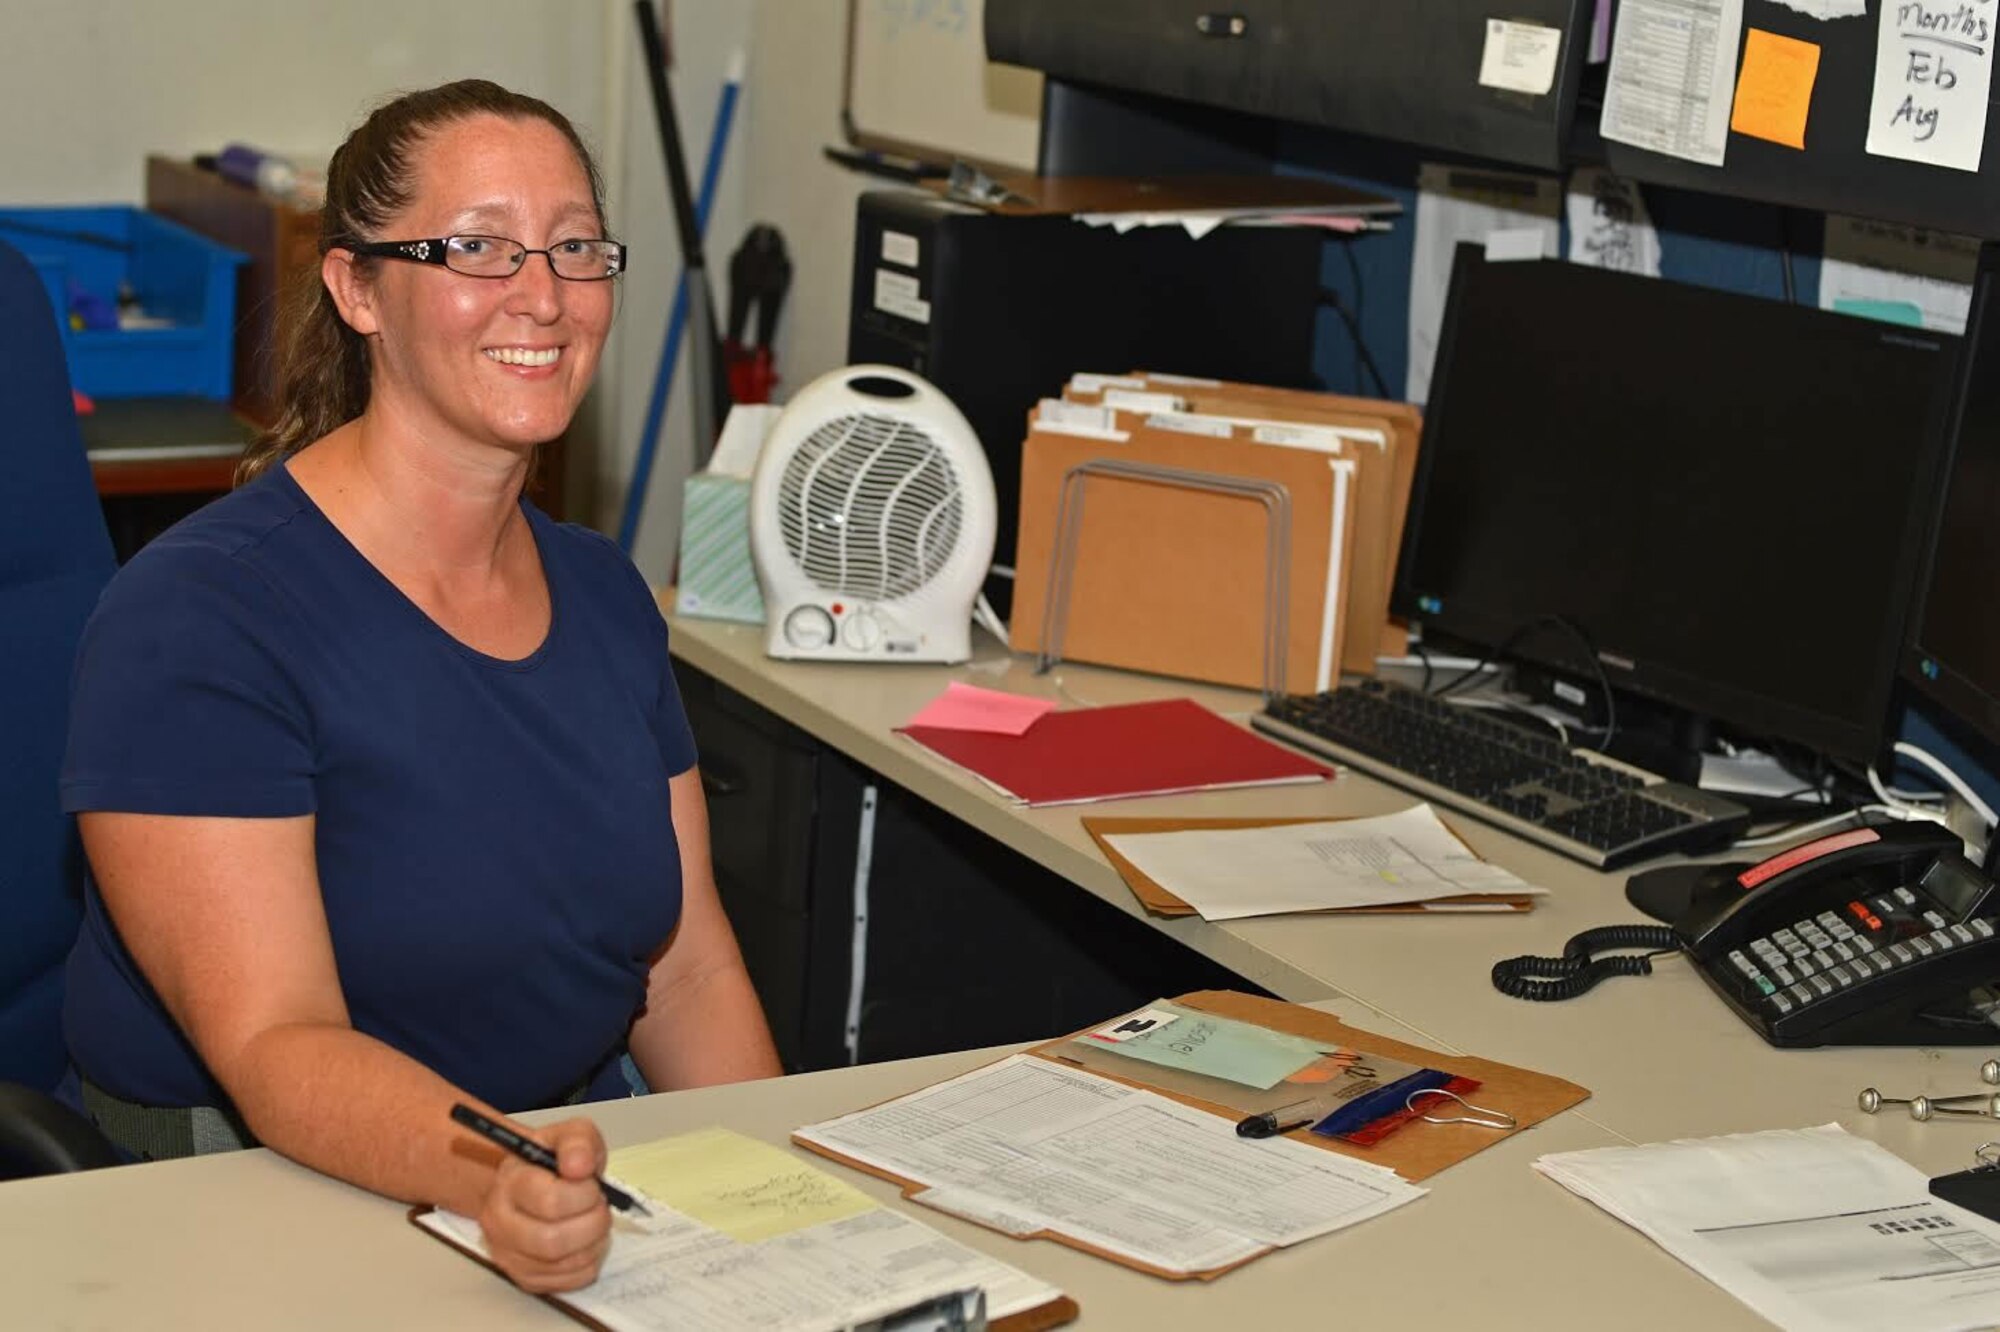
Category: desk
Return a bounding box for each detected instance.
[661,608,2000,1158]
[80,397,252,496]
[0,1009,1770,1331]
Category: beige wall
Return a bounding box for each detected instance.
[2,0,881,579]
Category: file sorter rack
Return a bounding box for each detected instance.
[1034,458,1293,702]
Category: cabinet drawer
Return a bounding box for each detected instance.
[677,667,816,917]
[987,0,1588,169]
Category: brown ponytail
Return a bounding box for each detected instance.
[236,79,608,485]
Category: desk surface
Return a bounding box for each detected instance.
[80,396,252,496]
[0,1009,1774,1332]
[661,608,2000,1158]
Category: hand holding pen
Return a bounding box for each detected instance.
[451,1103,648,1215]
[450,1104,639,1296]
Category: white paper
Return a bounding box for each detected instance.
[1484,227,1551,262]
[1102,804,1545,921]
[421,1191,1058,1332]
[1479,18,1563,95]
[1820,214,1979,335]
[796,1055,1423,1276]
[1537,1124,2000,1332]
[1406,164,1562,403]
[1566,167,1664,277]
[1868,0,1996,172]
[1773,0,1865,18]
[708,404,783,479]
[880,230,920,267]
[1600,0,1745,167]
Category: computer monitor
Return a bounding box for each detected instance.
[1394,245,1957,771]
[1906,243,2000,750]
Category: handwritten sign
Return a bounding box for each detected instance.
[1732,28,1822,149]
[1867,0,1996,172]
[1566,168,1662,277]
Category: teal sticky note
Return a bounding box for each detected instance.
[1077,1001,1331,1090]
[1834,298,1925,329]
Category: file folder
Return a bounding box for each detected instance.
[1010,407,1360,694]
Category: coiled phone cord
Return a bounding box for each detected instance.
[1491,924,1680,1001]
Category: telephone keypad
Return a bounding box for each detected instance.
[1924,910,1949,930]
[1952,923,1977,946]
[1895,887,1919,907]
[1771,963,1797,986]
[1828,964,1855,987]
[1974,919,1996,940]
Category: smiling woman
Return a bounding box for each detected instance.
[55,80,780,1296]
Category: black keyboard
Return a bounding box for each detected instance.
[1252,680,1751,870]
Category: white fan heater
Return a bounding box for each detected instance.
[749,365,996,663]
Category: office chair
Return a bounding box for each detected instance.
[0,235,121,1175]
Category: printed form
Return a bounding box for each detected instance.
[796,1055,1425,1275]
[1537,1123,2000,1331]
[419,1128,1059,1332]
[1601,0,1746,165]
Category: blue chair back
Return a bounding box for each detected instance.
[0,236,116,1090]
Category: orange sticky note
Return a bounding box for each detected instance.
[1730,28,1821,150]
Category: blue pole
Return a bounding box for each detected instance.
[618,65,742,555]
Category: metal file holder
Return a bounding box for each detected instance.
[1034,458,1293,703]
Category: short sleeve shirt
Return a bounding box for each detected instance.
[61,464,695,1111]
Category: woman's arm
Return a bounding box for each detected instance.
[80,811,612,1293]
[627,769,784,1090]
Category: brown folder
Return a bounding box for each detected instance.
[792,990,1590,1282]
[1082,815,1541,915]
[1128,374,1426,665]
[1010,409,1359,693]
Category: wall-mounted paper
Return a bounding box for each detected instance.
[1819,214,1979,335]
[1601,0,1746,166]
[1566,168,1663,277]
[1773,0,1865,17]
[1406,164,1562,403]
[1479,18,1563,95]
[1866,0,1995,172]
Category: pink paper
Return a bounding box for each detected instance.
[903,682,1057,736]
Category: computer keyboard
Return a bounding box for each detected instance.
[1252,680,1752,870]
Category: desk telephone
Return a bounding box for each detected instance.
[1495,822,2000,1048]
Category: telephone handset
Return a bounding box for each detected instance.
[1674,821,2000,1048]
[1493,821,2000,1048]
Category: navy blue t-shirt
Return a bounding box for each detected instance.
[60,464,695,1112]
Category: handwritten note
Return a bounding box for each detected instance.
[1077,1000,1332,1089]
[1867,0,1996,172]
[608,1128,876,1244]
[1566,168,1662,277]
[1731,28,1822,150]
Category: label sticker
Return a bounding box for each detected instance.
[1479,18,1563,96]
[881,230,920,267]
[872,268,930,323]
[1086,1009,1182,1043]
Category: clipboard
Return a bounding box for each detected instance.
[793,990,1590,1282]
[1083,815,1543,916]
[409,1206,1080,1331]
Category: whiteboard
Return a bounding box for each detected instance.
[845,0,1042,171]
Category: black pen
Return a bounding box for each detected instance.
[449,1103,650,1216]
[1236,1098,1332,1139]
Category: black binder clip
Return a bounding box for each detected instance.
[1930,1142,2000,1222]
[847,1287,988,1332]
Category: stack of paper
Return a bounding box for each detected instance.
[796,1054,1424,1278]
[1536,1124,2000,1331]
[1091,805,1550,919]
[417,1128,1069,1331]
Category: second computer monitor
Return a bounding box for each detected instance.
[1395,246,1957,770]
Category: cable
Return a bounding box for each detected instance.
[1491,925,1679,1001]
[1894,741,2000,829]
[1430,615,1618,750]
[1314,279,1389,398]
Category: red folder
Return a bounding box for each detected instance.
[899,698,1333,806]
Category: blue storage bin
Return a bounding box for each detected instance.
[0,206,248,400]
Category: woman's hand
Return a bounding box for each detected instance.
[476,1118,614,1293]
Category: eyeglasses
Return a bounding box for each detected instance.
[346,234,626,281]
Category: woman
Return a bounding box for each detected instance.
[58,80,780,1291]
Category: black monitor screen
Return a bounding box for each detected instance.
[1395,247,1955,768]
[1907,252,2000,748]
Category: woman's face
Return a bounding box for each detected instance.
[353,113,613,453]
